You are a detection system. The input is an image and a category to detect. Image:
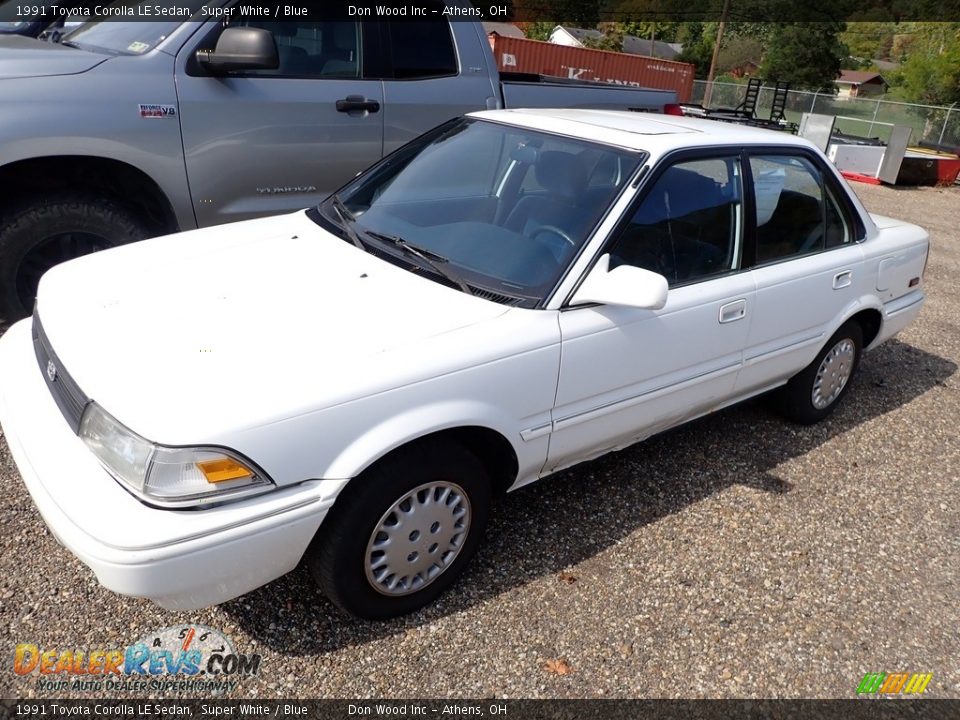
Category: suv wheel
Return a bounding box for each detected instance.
[0,195,147,321]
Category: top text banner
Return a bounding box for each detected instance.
[1,0,959,24]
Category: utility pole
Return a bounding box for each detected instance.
[703,0,731,108]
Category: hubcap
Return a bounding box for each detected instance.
[364,481,471,596]
[812,338,856,410]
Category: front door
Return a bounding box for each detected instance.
[548,154,756,472]
[175,19,384,227]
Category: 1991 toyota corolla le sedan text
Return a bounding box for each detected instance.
[0,110,929,618]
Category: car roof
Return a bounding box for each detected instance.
[468,108,817,154]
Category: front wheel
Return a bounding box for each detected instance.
[779,320,863,424]
[308,443,491,619]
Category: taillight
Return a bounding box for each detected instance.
[663,103,684,116]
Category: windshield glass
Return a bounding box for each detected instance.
[61,1,205,54]
[318,118,642,307]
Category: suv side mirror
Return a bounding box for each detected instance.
[570,254,668,310]
[196,27,279,73]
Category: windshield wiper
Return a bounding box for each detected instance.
[364,231,474,296]
[329,194,365,251]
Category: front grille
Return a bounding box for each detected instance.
[32,310,89,434]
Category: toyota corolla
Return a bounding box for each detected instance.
[0,109,928,618]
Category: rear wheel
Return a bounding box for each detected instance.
[779,320,863,424]
[0,195,147,321]
[308,442,491,619]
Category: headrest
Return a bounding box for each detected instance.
[535,151,587,199]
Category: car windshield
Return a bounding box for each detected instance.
[60,1,206,54]
[317,118,642,307]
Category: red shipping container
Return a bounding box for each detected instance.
[489,36,695,103]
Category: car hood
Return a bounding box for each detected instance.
[0,35,108,78]
[36,211,512,444]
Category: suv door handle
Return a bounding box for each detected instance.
[833,270,853,289]
[336,96,381,114]
[719,298,747,324]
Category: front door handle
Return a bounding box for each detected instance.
[833,270,853,289]
[336,96,381,114]
[719,298,747,324]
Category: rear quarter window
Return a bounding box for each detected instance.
[386,6,457,79]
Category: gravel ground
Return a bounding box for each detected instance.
[0,183,957,700]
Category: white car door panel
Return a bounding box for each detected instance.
[548,272,755,472]
[738,245,865,393]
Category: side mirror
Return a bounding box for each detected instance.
[570,254,668,310]
[196,27,279,73]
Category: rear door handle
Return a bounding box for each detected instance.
[336,96,381,114]
[833,270,853,289]
[719,298,747,324]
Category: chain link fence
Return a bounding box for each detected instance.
[691,81,960,150]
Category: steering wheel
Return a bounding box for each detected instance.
[531,225,576,248]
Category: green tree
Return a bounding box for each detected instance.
[716,35,763,74]
[510,0,599,25]
[841,21,896,62]
[895,24,960,106]
[761,22,847,91]
[522,22,556,41]
[676,22,717,78]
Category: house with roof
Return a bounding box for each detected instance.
[481,22,525,40]
[622,35,683,61]
[835,70,889,99]
[549,25,605,47]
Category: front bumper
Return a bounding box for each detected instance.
[0,319,341,610]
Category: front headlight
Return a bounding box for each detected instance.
[79,403,272,508]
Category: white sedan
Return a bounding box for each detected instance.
[0,109,929,618]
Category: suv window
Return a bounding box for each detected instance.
[236,21,361,78]
[387,11,457,79]
[608,157,744,285]
[751,155,851,264]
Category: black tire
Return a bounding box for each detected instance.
[0,195,147,322]
[779,320,863,425]
[308,442,491,619]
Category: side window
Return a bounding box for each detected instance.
[386,14,457,79]
[235,21,361,79]
[608,157,744,286]
[751,155,851,264]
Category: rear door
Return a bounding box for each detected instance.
[175,18,385,227]
[736,151,866,395]
[378,11,496,156]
